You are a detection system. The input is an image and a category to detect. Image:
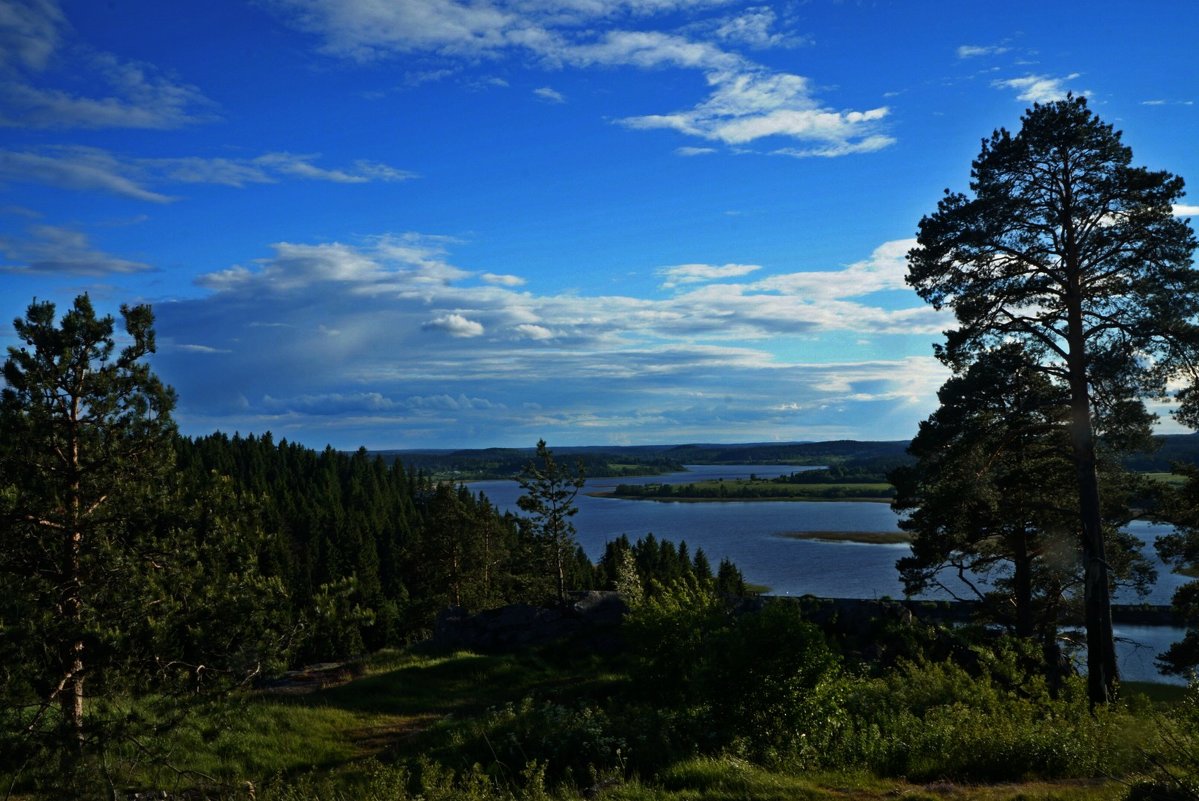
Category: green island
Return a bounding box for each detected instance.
[605,462,899,503]
[15,94,1199,801]
[780,530,914,545]
[600,481,895,502]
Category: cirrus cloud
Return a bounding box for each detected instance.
[0,145,415,202]
[264,0,894,158]
[0,2,216,129]
[0,223,153,275]
[659,262,760,288]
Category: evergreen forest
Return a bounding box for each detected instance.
[11,97,1199,801]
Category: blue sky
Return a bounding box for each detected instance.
[1,0,1197,450]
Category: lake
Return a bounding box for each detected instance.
[472,464,1191,684]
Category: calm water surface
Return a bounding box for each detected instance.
[472,464,1190,683]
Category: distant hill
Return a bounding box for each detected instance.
[371,434,1199,481]
[370,439,913,480]
[1124,433,1199,471]
[654,440,912,465]
[368,446,684,480]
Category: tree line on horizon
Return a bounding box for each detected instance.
[173,430,748,659]
[9,94,1199,793]
[0,300,749,792]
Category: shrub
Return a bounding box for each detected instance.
[1134,679,1199,801]
[824,655,1147,781]
[624,586,844,765]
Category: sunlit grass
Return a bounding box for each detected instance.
[601,757,1127,801]
[1143,472,1187,486]
[143,648,625,793]
[12,647,1187,799]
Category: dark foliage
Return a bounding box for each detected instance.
[907,95,1198,703]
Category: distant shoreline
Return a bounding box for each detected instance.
[589,491,893,504]
[778,530,912,545]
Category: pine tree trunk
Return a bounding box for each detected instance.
[1063,227,1118,706]
[65,646,84,751]
[1012,530,1034,639]
[556,539,566,606]
[64,527,85,749]
[1066,330,1117,705]
[65,404,85,748]
[1073,409,1117,705]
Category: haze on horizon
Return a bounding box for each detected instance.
[1,0,1197,451]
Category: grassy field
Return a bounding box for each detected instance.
[151,649,620,790]
[88,645,1182,801]
[1145,471,1188,486]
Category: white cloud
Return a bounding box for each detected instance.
[266,0,518,61]
[0,224,153,275]
[620,69,893,153]
[482,272,526,286]
[261,391,399,414]
[424,313,486,337]
[675,146,716,156]
[533,85,565,103]
[771,134,895,159]
[186,233,936,346]
[176,343,232,354]
[197,234,467,293]
[405,392,499,410]
[0,146,414,200]
[709,7,805,50]
[993,72,1082,104]
[251,152,417,183]
[265,0,892,157]
[0,147,175,202]
[514,323,553,339]
[401,68,456,87]
[0,0,64,72]
[748,238,914,299]
[152,231,950,445]
[659,262,760,288]
[0,2,215,130]
[1174,205,1199,217]
[957,44,1009,59]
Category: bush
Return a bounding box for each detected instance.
[1134,679,1199,801]
[624,586,843,765]
[473,698,627,787]
[266,758,553,801]
[824,654,1147,780]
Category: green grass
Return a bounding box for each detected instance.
[1122,681,1189,705]
[113,648,621,795]
[600,757,1125,801]
[1144,472,1188,486]
[15,646,1188,800]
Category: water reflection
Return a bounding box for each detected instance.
[470,464,1188,683]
